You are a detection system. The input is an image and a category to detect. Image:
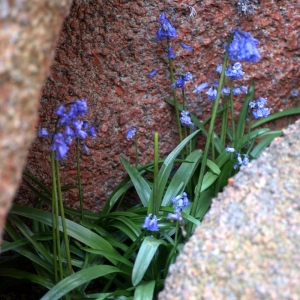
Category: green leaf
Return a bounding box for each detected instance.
[80,248,133,268]
[161,150,202,206]
[10,205,119,265]
[234,82,254,150]
[120,156,152,207]
[214,160,236,193]
[250,131,282,158]
[41,265,123,300]
[206,159,221,175]
[132,237,166,286]
[251,107,300,129]
[194,189,215,220]
[134,280,156,300]
[154,130,200,209]
[200,171,218,192]
[0,268,54,289]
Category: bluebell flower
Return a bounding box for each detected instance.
[168,212,183,223]
[240,86,248,93]
[184,72,193,81]
[149,70,158,78]
[249,97,270,118]
[193,82,209,94]
[252,107,271,119]
[216,64,223,73]
[168,47,175,59]
[225,62,245,80]
[221,87,231,95]
[227,29,261,62]
[234,153,250,169]
[74,99,88,116]
[55,105,65,117]
[87,126,97,138]
[142,214,159,231]
[180,111,193,127]
[206,86,217,101]
[82,144,90,153]
[73,120,88,139]
[172,72,193,90]
[125,126,136,139]
[38,128,49,137]
[225,146,236,153]
[50,132,70,160]
[181,43,193,51]
[171,192,190,213]
[233,87,242,95]
[156,12,178,41]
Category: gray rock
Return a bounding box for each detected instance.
[159,120,300,300]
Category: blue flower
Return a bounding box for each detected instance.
[156,12,177,41]
[180,111,194,127]
[206,86,217,101]
[225,62,245,80]
[225,146,236,153]
[184,72,193,81]
[252,107,271,119]
[221,87,231,95]
[249,97,270,118]
[193,82,209,94]
[149,70,158,78]
[87,126,97,138]
[74,99,88,116]
[82,143,90,154]
[142,214,159,231]
[234,153,250,169]
[167,212,183,223]
[181,43,193,51]
[50,132,70,160]
[171,192,190,213]
[73,120,88,139]
[168,47,175,59]
[125,126,136,139]
[227,29,261,62]
[172,72,193,90]
[38,128,49,137]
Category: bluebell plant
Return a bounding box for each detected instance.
[39,99,97,160]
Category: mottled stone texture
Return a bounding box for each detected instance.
[159,119,300,299]
[0,0,73,245]
[19,0,299,211]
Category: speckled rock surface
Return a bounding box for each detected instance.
[18,0,300,211]
[0,0,72,245]
[159,119,300,300]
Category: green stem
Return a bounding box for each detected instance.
[134,133,139,168]
[247,109,252,150]
[190,50,229,230]
[55,160,73,276]
[168,38,182,143]
[220,96,229,146]
[76,138,84,220]
[153,132,159,216]
[50,152,59,283]
[230,81,236,148]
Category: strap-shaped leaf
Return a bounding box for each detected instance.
[161,149,202,206]
[10,205,120,266]
[234,82,255,150]
[134,280,156,300]
[40,265,123,300]
[132,236,166,286]
[120,156,152,207]
[155,130,200,209]
[0,268,53,289]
